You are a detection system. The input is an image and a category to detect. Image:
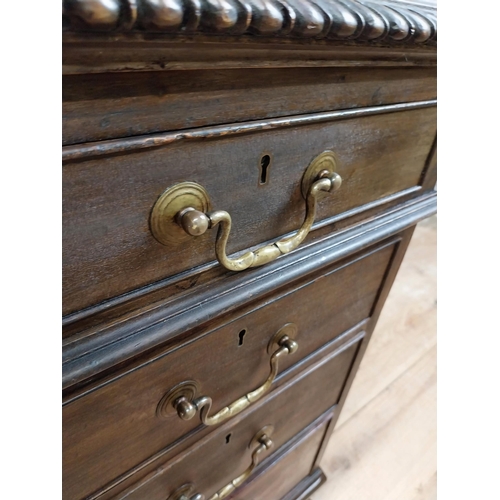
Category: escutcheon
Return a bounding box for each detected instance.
[301,150,342,199]
[150,181,212,246]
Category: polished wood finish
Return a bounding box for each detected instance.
[62,3,436,498]
[108,337,360,500]
[232,421,329,500]
[311,218,437,499]
[62,0,436,44]
[63,194,435,393]
[62,224,422,499]
[63,67,436,145]
[62,36,437,76]
[63,105,435,314]
[63,241,393,497]
[62,100,435,161]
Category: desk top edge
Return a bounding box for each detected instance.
[62,0,437,46]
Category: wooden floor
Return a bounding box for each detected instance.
[311,216,437,500]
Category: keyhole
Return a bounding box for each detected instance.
[238,329,247,346]
[225,433,232,444]
[259,155,271,184]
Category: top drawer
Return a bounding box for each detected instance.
[63,104,436,315]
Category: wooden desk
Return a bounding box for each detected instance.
[62,1,437,497]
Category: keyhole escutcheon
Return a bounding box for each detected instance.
[238,329,247,346]
[259,155,271,184]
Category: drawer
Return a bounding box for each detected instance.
[157,419,328,500]
[62,67,436,145]
[63,105,436,314]
[63,241,393,499]
[231,424,328,500]
[117,337,360,500]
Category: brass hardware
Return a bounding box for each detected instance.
[177,207,210,236]
[249,424,274,449]
[150,151,342,271]
[150,181,212,246]
[166,427,273,500]
[156,380,200,419]
[300,150,341,199]
[158,324,298,426]
[167,484,205,500]
[206,427,274,500]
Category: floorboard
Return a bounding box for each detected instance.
[310,216,437,500]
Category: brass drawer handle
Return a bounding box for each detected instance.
[151,151,342,272]
[167,427,274,500]
[208,429,273,500]
[167,484,204,500]
[157,324,298,426]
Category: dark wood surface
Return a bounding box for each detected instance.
[61,201,438,498]
[312,225,416,469]
[231,423,329,500]
[62,240,392,496]
[62,194,436,393]
[111,339,360,500]
[63,105,436,315]
[63,239,393,395]
[62,224,423,499]
[66,327,361,500]
[62,35,437,76]
[62,0,436,44]
[62,100,435,162]
[63,67,436,145]
[62,12,437,498]
[280,468,327,500]
[311,219,436,498]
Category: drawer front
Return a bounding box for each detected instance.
[63,67,436,145]
[63,242,393,499]
[63,105,436,314]
[119,338,359,500]
[230,423,328,500]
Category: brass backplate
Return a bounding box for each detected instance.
[249,425,274,449]
[301,150,339,199]
[167,484,196,500]
[157,380,200,418]
[267,323,298,354]
[150,182,212,246]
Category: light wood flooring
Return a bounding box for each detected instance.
[311,216,437,500]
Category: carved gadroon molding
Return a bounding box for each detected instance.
[62,0,436,44]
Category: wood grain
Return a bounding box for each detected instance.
[63,241,380,497]
[337,219,437,428]
[111,338,360,500]
[311,218,437,499]
[62,195,436,393]
[62,106,436,314]
[230,421,329,500]
[61,16,438,500]
[63,67,436,145]
[313,346,436,500]
[62,36,437,75]
[62,100,435,161]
